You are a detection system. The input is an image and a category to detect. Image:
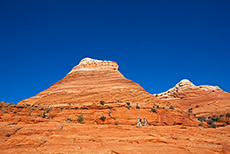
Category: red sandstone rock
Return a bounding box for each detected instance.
[156,79,230,117]
[19,58,161,106]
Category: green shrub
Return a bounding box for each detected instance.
[100,101,105,105]
[13,111,17,114]
[162,107,165,109]
[136,104,140,109]
[226,121,229,125]
[102,123,105,125]
[199,123,204,127]
[198,116,206,122]
[77,115,84,123]
[109,106,113,110]
[173,121,176,125]
[151,109,156,112]
[226,113,230,118]
[126,102,130,106]
[169,105,174,109]
[210,123,217,128]
[196,105,199,108]
[5,134,11,137]
[100,116,106,121]
[114,121,119,125]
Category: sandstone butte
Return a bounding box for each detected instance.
[0,58,230,154]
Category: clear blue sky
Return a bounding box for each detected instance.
[1,0,230,104]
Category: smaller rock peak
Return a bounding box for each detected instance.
[69,57,119,73]
[176,79,195,88]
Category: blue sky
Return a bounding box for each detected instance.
[1,0,230,103]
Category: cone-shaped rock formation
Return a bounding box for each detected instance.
[19,58,159,106]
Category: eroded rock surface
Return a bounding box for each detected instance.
[19,58,160,106]
[156,79,230,117]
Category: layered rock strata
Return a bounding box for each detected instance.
[19,58,160,106]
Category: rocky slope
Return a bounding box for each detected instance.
[0,102,229,154]
[156,79,230,117]
[19,58,160,106]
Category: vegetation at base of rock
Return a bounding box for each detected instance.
[77,115,84,123]
[5,134,11,137]
[100,101,105,105]
[188,108,193,113]
[226,113,230,118]
[198,116,206,122]
[210,123,217,128]
[199,122,204,127]
[100,116,106,121]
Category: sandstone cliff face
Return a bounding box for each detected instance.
[156,79,230,117]
[19,58,160,106]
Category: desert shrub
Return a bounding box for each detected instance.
[162,107,165,109]
[226,121,229,125]
[210,123,217,128]
[199,122,204,127]
[100,116,106,121]
[5,134,11,137]
[60,107,63,111]
[114,121,119,125]
[157,105,159,109]
[126,102,130,106]
[136,104,140,109]
[222,123,226,127]
[13,111,17,114]
[173,121,176,125]
[198,116,206,122]
[196,105,199,108]
[77,115,84,123]
[188,108,193,113]
[42,112,46,118]
[151,109,157,112]
[46,108,51,113]
[207,120,213,125]
[169,105,174,110]
[65,107,69,110]
[109,106,113,110]
[126,106,130,110]
[226,113,230,118]
[67,117,71,120]
[220,115,224,117]
[69,103,71,105]
[37,114,41,117]
[100,101,105,105]
[153,106,155,108]
[211,115,221,122]
[74,107,78,109]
